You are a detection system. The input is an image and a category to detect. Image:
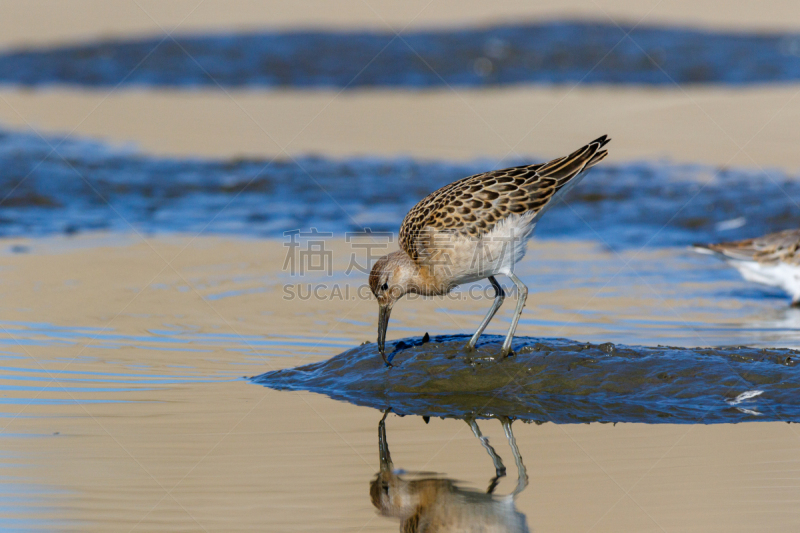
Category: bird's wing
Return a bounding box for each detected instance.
[399,135,610,262]
[695,229,800,264]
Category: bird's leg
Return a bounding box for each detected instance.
[466,417,506,493]
[466,276,505,351]
[500,417,528,497]
[501,271,528,357]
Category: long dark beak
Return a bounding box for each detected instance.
[377,303,392,367]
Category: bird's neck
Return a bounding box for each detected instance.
[385,250,452,297]
[411,263,454,296]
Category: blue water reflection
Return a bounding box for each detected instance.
[1,23,799,87]
[0,130,797,250]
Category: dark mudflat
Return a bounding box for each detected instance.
[253,335,800,424]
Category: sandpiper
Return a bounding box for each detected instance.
[369,135,611,365]
[693,229,800,306]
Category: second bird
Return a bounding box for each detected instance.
[369,135,611,366]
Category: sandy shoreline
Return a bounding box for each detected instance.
[3,1,800,51]
[2,86,800,172]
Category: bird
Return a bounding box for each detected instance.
[369,135,611,366]
[693,228,800,307]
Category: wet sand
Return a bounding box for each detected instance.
[2,0,800,51]
[2,86,800,171]
[1,235,799,530]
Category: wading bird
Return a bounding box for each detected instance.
[694,229,800,306]
[369,136,611,366]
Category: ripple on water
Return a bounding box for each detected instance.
[0,320,338,357]
[0,320,286,413]
[253,335,800,424]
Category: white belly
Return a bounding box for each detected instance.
[431,212,537,286]
[730,260,800,302]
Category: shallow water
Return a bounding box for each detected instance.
[0,236,798,531]
[0,129,798,529]
[0,83,798,530]
[2,22,800,88]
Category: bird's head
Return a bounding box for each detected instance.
[369,251,418,362]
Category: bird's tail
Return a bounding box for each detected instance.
[583,135,611,170]
[537,134,611,201]
[522,135,611,224]
[537,134,611,183]
[691,243,726,259]
[691,241,761,262]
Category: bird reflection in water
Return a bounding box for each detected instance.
[370,410,530,532]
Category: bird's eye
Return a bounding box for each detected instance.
[381,283,389,291]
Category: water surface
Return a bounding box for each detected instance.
[0,129,798,251]
[0,236,797,531]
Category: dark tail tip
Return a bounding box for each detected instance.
[590,134,611,148]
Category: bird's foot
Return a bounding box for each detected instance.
[500,348,515,359]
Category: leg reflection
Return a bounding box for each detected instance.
[467,417,507,493]
[500,417,528,497]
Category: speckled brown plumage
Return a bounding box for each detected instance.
[698,229,800,265]
[369,135,611,362]
[399,135,610,261]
